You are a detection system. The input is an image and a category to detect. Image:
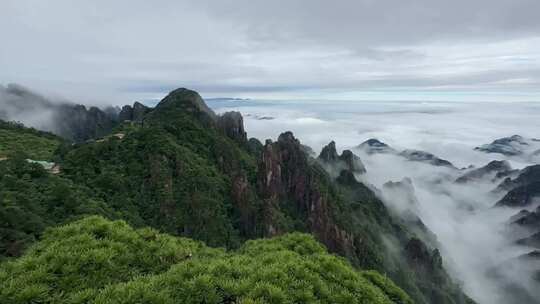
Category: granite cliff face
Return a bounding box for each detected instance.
[257,133,356,257]
[54,104,117,142]
[118,101,150,122]
[317,141,366,177]
[217,111,248,145]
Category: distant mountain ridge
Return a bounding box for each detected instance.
[0,83,121,142]
[475,135,540,162]
[356,138,457,169]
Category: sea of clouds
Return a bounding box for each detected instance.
[209,98,540,304]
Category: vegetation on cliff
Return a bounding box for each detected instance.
[0,120,62,160]
[0,155,117,259]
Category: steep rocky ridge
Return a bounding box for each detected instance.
[455,160,513,184]
[356,138,457,169]
[0,84,118,142]
[399,149,456,169]
[118,101,150,122]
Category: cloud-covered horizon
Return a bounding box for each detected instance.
[1,0,540,104]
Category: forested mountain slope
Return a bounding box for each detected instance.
[0,88,475,304]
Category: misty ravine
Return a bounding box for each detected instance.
[211,98,540,304]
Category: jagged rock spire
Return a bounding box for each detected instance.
[217,111,247,144]
[317,141,366,177]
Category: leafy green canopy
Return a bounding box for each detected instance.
[0,121,62,160]
[0,216,412,304]
[0,156,120,259]
[60,95,260,248]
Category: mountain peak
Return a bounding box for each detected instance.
[318,141,366,177]
[357,138,396,154]
[277,131,298,144]
[217,111,247,144]
[146,88,216,126]
[318,141,338,162]
[160,88,215,117]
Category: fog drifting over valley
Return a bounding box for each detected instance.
[209,99,540,304]
[2,1,540,303]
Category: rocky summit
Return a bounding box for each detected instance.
[357,138,397,154]
[317,141,367,177]
[475,135,529,156]
[455,160,513,183]
[399,149,456,169]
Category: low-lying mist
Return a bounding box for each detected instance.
[0,84,120,142]
[0,83,63,132]
[210,98,540,304]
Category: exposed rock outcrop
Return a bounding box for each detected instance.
[399,149,456,169]
[405,238,444,282]
[118,105,133,122]
[55,104,117,142]
[517,232,540,249]
[496,164,540,193]
[511,207,540,230]
[217,111,247,145]
[118,101,150,122]
[496,181,540,208]
[0,83,118,142]
[455,160,512,184]
[357,138,396,154]
[317,141,366,177]
[475,135,529,156]
[494,165,540,209]
[257,132,356,257]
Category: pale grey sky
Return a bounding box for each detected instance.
[1,0,540,104]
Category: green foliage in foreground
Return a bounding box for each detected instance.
[0,216,413,304]
[0,120,62,160]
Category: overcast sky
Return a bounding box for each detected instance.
[1,0,540,104]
